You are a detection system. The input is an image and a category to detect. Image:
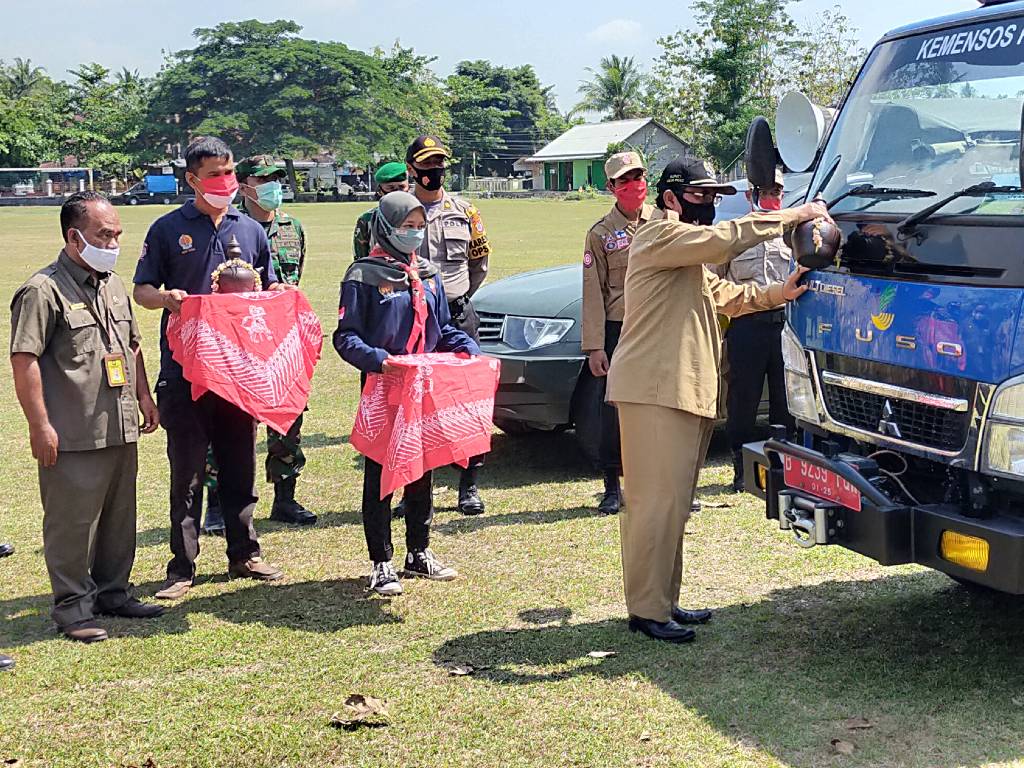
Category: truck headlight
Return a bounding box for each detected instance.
[782,324,809,376]
[983,375,1024,479]
[501,316,574,351]
[781,325,820,424]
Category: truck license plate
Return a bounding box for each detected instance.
[782,454,862,512]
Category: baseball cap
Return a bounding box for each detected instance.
[657,157,737,195]
[374,162,408,183]
[406,135,451,165]
[605,151,646,180]
[236,155,284,179]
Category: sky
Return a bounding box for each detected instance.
[4,0,975,112]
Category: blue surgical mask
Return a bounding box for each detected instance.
[391,226,425,254]
[254,181,283,211]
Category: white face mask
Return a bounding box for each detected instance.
[73,229,119,272]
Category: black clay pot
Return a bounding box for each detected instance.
[790,218,841,269]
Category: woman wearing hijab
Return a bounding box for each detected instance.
[334,191,480,596]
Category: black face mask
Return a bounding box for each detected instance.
[680,200,716,226]
[415,166,445,192]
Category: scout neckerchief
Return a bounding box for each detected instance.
[369,245,426,354]
[58,258,130,387]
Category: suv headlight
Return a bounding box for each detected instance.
[982,376,1024,478]
[780,324,820,424]
[501,316,574,351]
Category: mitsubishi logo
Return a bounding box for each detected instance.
[877,400,902,438]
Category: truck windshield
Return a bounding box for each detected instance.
[815,16,1024,218]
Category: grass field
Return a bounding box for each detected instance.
[3,200,1024,768]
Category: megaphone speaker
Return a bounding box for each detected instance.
[777,91,826,173]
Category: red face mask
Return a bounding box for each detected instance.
[758,194,782,211]
[194,173,239,208]
[613,179,648,210]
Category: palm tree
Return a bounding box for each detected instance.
[4,57,46,99]
[574,55,646,121]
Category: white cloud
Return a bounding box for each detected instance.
[586,18,644,45]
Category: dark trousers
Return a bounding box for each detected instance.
[362,459,434,562]
[157,378,261,581]
[725,311,795,455]
[598,320,623,473]
[449,296,485,472]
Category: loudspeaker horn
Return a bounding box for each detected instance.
[776,91,826,173]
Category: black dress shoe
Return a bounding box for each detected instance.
[0,653,13,671]
[598,489,621,515]
[0,542,13,558]
[269,478,317,525]
[672,606,712,624]
[458,485,485,516]
[628,616,696,643]
[99,598,166,619]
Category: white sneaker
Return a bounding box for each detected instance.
[369,561,403,596]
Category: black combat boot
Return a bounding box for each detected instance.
[270,477,317,525]
[457,467,485,516]
[598,470,621,515]
[202,490,225,536]
[731,451,745,493]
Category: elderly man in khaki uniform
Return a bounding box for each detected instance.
[606,158,828,644]
[406,134,492,516]
[714,168,797,492]
[10,191,163,643]
[582,151,653,515]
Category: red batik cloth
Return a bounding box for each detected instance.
[351,353,501,500]
[166,291,323,434]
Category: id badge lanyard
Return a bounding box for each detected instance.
[61,264,131,388]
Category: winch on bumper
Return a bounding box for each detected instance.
[742,436,1024,593]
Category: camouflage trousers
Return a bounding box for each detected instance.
[205,412,306,490]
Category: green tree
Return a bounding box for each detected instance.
[574,55,646,121]
[786,5,866,108]
[2,58,47,100]
[63,63,149,175]
[445,61,568,175]
[649,0,798,169]
[0,61,69,167]
[144,20,447,165]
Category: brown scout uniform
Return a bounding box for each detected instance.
[10,251,143,628]
[606,207,805,623]
[419,190,490,300]
[581,203,654,353]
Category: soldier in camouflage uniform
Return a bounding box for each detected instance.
[352,162,409,260]
[202,156,316,532]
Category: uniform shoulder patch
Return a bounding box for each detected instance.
[583,250,594,268]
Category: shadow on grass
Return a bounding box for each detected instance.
[433,506,598,535]
[0,577,399,648]
[433,572,1024,768]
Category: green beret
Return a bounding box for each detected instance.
[375,162,408,183]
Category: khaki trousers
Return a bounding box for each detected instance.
[39,443,138,628]
[618,402,714,623]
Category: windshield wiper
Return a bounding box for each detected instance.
[897,181,1021,236]
[827,184,936,210]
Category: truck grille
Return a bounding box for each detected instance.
[821,380,970,452]
[477,312,505,342]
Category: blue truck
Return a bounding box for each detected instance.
[743,0,1024,592]
[115,174,179,205]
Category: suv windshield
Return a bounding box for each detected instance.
[815,15,1024,217]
